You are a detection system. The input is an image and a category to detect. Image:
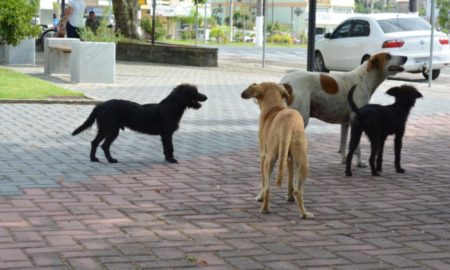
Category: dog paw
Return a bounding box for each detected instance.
[396,168,405,173]
[345,171,352,177]
[255,193,263,202]
[357,162,367,168]
[286,195,295,202]
[302,212,314,219]
[372,172,381,176]
[91,157,100,162]
[260,208,270,214]
[166,158,178,163]
[376,167,383,172]
[108,158,118,163]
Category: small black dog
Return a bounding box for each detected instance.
[72,84,207,163]
[346,84,422,176]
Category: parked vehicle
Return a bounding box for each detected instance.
[314,13,450,80]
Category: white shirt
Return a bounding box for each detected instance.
[68,0,86,27]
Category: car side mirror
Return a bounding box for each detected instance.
[324,33,331,39]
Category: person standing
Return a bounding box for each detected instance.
[65,0,86,39]
[85,11,100,33]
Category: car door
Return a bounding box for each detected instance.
[321,20,354,70]
[346,19,371,68]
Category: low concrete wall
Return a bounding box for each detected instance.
[116,42,218,67]
[0,38,35,65]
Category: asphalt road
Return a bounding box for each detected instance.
[209,44,450,86]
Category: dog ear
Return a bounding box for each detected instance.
[241,83,261,99]
[367,55,380,72]
[386,86,401,97]
[281,83,295,105]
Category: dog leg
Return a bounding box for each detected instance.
[101,129,119,163]
[293,162,313,219]
[376,136,387,172]
[368,136,380,176]
[90,131,106,162]
[261,157,276,214]
[161,134,177,163]
[394,135,405,173]
[339,124,349,164]
[355,144,367,167]
[286,157,295,202]
[346,126,363,176]
[256,155,265,202]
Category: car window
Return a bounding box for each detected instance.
[377,18,431,33]
[331,21,352,39]
[351,20,370,37]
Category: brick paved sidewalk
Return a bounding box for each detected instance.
[1,55,450,269]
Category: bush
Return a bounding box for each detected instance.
[79,19,124,43]
[209,26,226,43]
[269,33,293,45]
[140,16,167,40]
[0,0,40,46]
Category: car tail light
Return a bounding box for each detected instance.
[439,38,449,45]
[382,39,405,48]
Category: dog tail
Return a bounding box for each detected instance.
[275,129,292,187]
[348,85,361,117]
[72,106,99,136]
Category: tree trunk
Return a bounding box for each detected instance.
[112,0,139,39]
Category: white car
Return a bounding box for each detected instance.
[315,13,450,80]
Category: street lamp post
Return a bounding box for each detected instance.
[294,7,302,40]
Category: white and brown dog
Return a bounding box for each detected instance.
[241,82,312,219]
[280,53,407,165]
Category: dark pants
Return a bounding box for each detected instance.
[66,22,80,39]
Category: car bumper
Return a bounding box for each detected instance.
[402,53,450,72]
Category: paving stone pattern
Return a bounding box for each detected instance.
[1,58,450,269]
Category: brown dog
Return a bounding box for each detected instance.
[241,82,312,218]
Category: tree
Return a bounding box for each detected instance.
[0,0,40,46]
[437,0,450,33]
[112,0,139,38]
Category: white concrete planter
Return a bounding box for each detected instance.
[44,38,115,84]
[0,38,35,65]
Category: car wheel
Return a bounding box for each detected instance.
[314,52,329,72]
[422,69,440,80]
[361,55,370,64]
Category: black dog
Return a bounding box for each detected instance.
[346,84,422,176]
[72,84,207,163]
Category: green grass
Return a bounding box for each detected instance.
[0,67,84,100]
[159,39,307,48]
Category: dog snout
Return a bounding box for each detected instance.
[197,93,207,102]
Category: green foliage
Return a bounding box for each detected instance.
[437,0,450,33]
[79,18,124,43]
[0,0,40,46]
[269,33,293,45]
[209,26,226,43]
[0,67,83,100]
[140,16,167,40]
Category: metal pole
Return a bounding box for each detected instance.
[195,0,199,46]
[262,0,266,68]
[229,0,233,42]
[151,0,156,45]
[204,0,207,43]
[61,0,65,18]
[109,0,113,26]
[428,0,435,87]
[307,0,316,71]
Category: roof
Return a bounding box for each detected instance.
[350,12,421,20]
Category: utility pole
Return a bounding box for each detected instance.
[229,0,234,42]
[409,0,417,12]
[307,0,317,71]
[255,0,263,47]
